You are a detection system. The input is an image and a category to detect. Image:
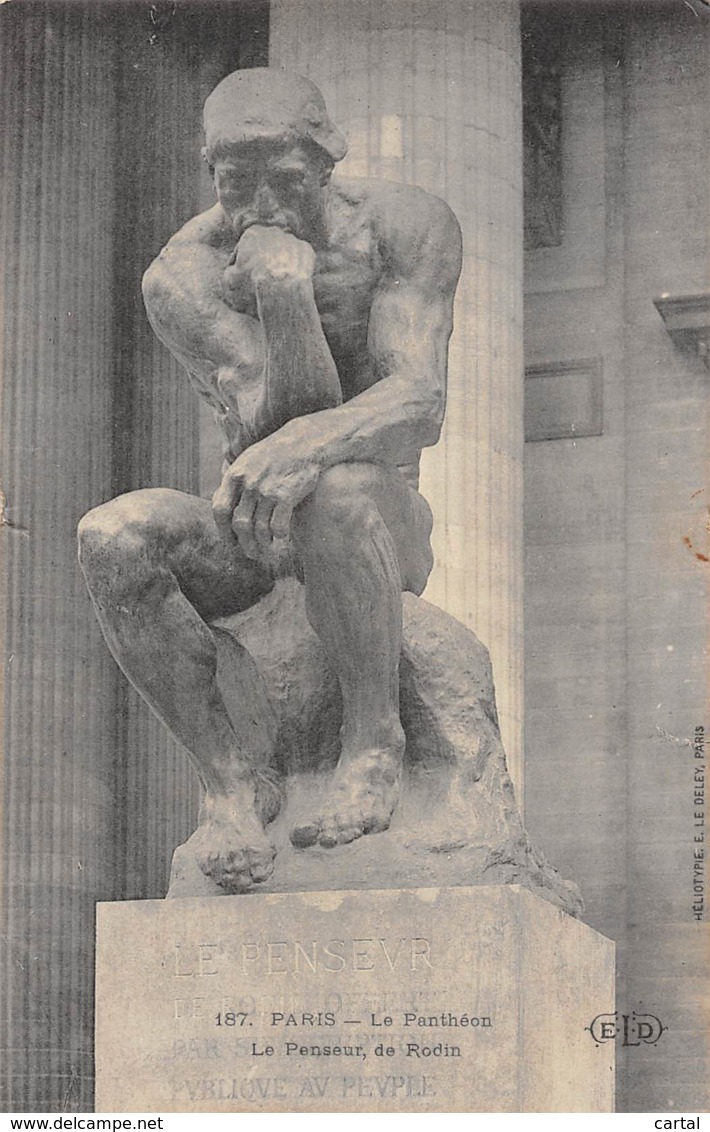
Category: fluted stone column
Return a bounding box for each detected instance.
[0,3,121,1110]
[270,0,524,786]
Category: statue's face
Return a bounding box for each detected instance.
[211,138,330,243]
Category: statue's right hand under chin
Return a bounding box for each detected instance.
[229,225,316,291]
[221,251,257,317]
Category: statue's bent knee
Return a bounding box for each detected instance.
[77,505,110,571]
[298,463,381,535]
[77,503,149,600]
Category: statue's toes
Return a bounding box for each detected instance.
[199,850,252,893]
[223,865,255,893]
[318,831,338,848]
[335,824,364,842]
[246,843,275,884]
[290,818,322,848]
[362,810,391,835]
[196,837,275,893]
[319,812,364,848]
[291,805,389,849]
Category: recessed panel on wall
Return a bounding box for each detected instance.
[524,26,606,294]
[524,358,603,442]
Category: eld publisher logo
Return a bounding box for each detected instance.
[586,1010,665,1047]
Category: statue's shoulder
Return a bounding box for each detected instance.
[162,204,234,254]
[332,176,462,284]
[143,205,233,315]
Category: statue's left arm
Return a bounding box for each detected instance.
[214,189,462,554]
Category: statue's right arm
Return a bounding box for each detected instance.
[141,205,264,394]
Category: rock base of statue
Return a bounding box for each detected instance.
[167,579,582,918]
[94,885,615,1112]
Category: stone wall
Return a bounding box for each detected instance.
[523,0,709,1111]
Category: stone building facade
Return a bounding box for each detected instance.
[0,0,707,1112]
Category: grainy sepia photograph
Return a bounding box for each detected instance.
[0,0,708,1115]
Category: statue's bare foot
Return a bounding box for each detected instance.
[291,729,405,849]
[188,792,276,893]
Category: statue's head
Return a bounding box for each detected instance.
[203,68,347,242]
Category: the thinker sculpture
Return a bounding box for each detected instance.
[79,69,582,915]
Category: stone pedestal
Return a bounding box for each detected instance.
[95,886,614,1112]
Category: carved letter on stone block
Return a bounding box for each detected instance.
[77,68,582,917]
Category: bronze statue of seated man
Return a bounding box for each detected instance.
[78,68,462,895]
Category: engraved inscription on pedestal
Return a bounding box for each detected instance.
[95,887,614,1113]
